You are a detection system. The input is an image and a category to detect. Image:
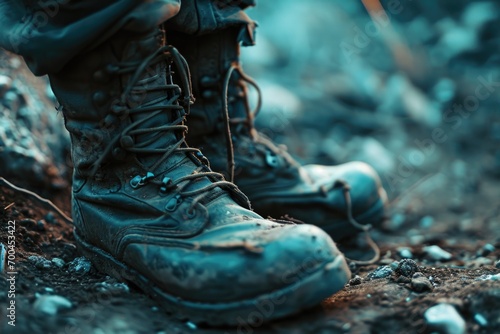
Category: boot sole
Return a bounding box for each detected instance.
[74,231,350,326]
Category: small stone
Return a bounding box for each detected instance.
[477,273,500,281]
[68,256,92,274]
[495,260,500,269]
[379,258,395,265]
[419,216,434,229]
[95,281,129,293]
[424,245,452,261]
[469,257,493,268]
[0,75,13,97]
[33,295,72,315]
[397,247,413,259]
[44,212,56,224]
[474,313,488,327]
[368,266,393,279]
[395,276,411,284]
[396,259,419,277]
[349,275,362,286]
[28,255,52,270]
[412,272,424,279]
[478,243,495,257]
[51,258,65,268]
[389,261,400,270]
[387,213,406,231]
[411,276,434,292]
[186,322,197,330]
[36,220,46,232]
[424,304,466,334]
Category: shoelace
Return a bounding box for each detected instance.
[90,45,243,212]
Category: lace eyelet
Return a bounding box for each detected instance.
[130,172,155,189]
[265,150,279,168]
[185,208,196,219]
[160,177,174,194]
[165,195,181,212]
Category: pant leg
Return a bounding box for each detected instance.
[166,0,257,46]
[0,0,181,75]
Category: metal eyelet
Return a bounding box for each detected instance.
[185,208,196,219]
[265,150,279,168]
[129,172,155,189]
[165,195,181,212]
[160,177,174,194]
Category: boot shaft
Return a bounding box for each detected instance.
[168,28,250,143]
[49,28,188,176]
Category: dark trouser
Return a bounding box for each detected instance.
[0,0,256,76]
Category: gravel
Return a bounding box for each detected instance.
[424,304,466,334]
[424,245,452,261]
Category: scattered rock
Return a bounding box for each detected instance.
[0,75,12,98]
[424,304,466,334]
[36,219,46,232]
[477,273,500,281]
[33,295,72,315]
[477,243,495,257]
[469,257,493,268]
[495,260,500,269]
[68,257,92,274]
[349,275,362,286]
[395,259,419,277]
[474,313,488,327]
[424,245,452,261]
[387,213,406,231]
[28,255,52,270]
[397,247,413,259]
[419,216,435,229]
[389,261,400,270]
[51,258,65,268]
[95,281,130,293]
[368,266,393,279]
[411,275,434,292]
[395,276,411,284]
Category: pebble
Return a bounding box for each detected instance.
[395,259,419,277]
[419,216,435,229]
[51,258,65,268]
[68,257,92,274]
[388,213,406,231]
[95,281,130,293]
[368,266,393,279]
[478,243,495,257]
[424,245,452,261]
[477,273,500,281]
[411,275,434,292]
[349,275,362,286]
[36,219,46,232]
[469,257,493,268]
[424,304,466,334]
[33,295,72,315]
[495,260,500,269]
[389,261,400,270]
[474,313,488,327]
[28,255,52,270]
[0,75,13,97]
[397,247,413,259]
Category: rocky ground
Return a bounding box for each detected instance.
[1,1,500,333]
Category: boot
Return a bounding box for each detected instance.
[169,29,388,240]
[48,26,350,325]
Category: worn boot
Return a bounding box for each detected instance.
[48,26,350,325]
[169,29,388,240]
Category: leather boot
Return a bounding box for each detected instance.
[48,26,350,325]
[169,29,388,240]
